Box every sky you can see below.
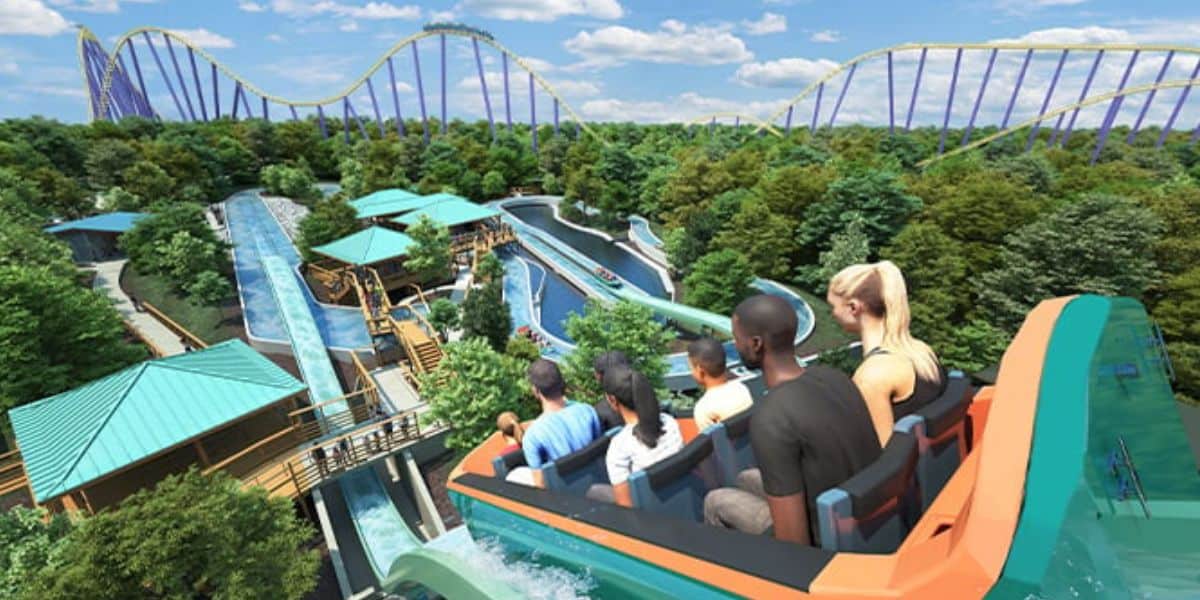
[2,0,1200,129]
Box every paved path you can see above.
[92,260,187,356]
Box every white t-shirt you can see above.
[693,379,754,431]
[606,413,684,485]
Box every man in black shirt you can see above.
[704,294,881,546]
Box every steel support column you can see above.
[1026,49,1069,152]
[212,63,220,118]
[262,97,269,121]
[366,78,385,138]
[127,43,152,118]
[811,82,824,132]
[1061,50,1106,147]
[472,38,495,139]
[387,57,406,137]
[938,48,963,154]
[412,42,429,143]
[829,62,857,127]
[186,47,207,121]
[887,50,895,134]
[163,35,196,121]
[1128,50,1175,144]
[553,98,559,135]
[784,105,794,134]
[529,72,537,153]
[905,48,927,131]
[289,104,299,121]
[1001,49,1034,130]
[143,32,186,120]
[440,34,447,135]
[1091,50,1141,164]
[317,105,328,138]
[346,97,370,141]
[503,52,512,131]
[1158,58,1200,148]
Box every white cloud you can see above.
[239,1,266,11]
[457,71,600,98]
[995,0,1087,16]
[1116,19,1200,44]
[267,0,420,20]
[270,55,356,85]
[522,57,556,73]
[734,57,839,88]
[0,59,17,74]
[339,20,359,32]
[579,92,779,123]
[0,0,71,35]
[168,28,236,49]
[991,25,1133,45]
[743,12,786,36]
[428,9,455,21]
[47,0,156,13]
[22,83,87,98]
[457,0,622,22]
[392,81,413,93]
[564,21,753,68]
[266,33,285,42]
[810,29,841,43]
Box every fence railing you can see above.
[141,301,208,350]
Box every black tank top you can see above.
[862,347,947,420]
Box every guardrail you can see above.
[0,448,29,500]
[141,301,209,350]
[121,319,166,357]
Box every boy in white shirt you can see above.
[689,337,754,431]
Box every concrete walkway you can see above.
[92,260,187,356]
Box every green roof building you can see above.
[8,340,307,511]
[391,198,500,229]
[349,188,432,220]
[310,226,418,267]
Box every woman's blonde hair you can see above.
[496,411,524,445]
[829,261,941,382]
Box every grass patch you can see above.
[784,284,855,357]
[121,268,242,345]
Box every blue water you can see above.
[225,191,369,348]
[339,467,420,578]
[628,215,662,249]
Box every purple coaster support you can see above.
[938,48,963,154]
[829,62,857,127]
[553,98,560,135]
[241,84,253,118]
[887,50,895,134]
[962,48,997,147]
[387,57,406,137]
[1001,49,1034,130]
[905,48,927,131]
[412,42,430,143]
[232,82,242,119]
[735,116,740,128]
[127,43,153,118]
[1158,57,1200,148]
[503,53,512,131]
[116,53,147,117]
[1027,49,1069,152]
[1061,50,1106,147]
[86,43,120,118]
[143,32,186,120]
[262,97,269,122]
[811,82,824,132]
[709,116,716,135]
[343,97,351,143]
[211,63,220,118]
[366,77,385,137]
[472,38,495,139]
[289,105,299,121]
[163,35,196,121]
[347,97,370,141]
[784,105,794,134]
[1190,122,1200,147]
[1091,50,1141,164]
[1128,50,1175,144]
[82,45,105,120]
[440,34,447,135]
[529,72,538,153]
[574,120,580,138]
[186,48,207,121]
[317,105,328,138]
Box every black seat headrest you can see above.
[499,448,526,471]
[919,376,974,439]
[723,407,754,439]
[837,432,919,520]
[553,434,612,475]
[645,435,714,489]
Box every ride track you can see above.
[79,26,1200,165]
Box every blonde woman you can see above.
[496,411,526,455]
[827,261,946,446]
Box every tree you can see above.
[1152,267,1200,341]
[403,215,453,285]
[881,222,971,347]
[84,138,138,190]
[419,337,535,451]
[977,195,1163,332]
[261,164,320,204]
[121,203,227,284]
[939,319,1011,374]
[683,249,755,316]
[713,197,797,280]
[213,136,259,185]
[475,252,506,283]
[186,270,234,307]
[121,161,177,204]
[156,231,223,292]
[658,150,736,225]
[756,164,835,223]
[427,298,460,339]
[795,214,871,294]
[0,507,75,600]
[28,167,88,220]
[297,195,360,262]
[30,469,319,600]
[98,186,144,212]
[562,300,674,402]
[0,265,146,415]
[798,169,922,254]
[0,213,76,280]
[505,335,542,365]
[481,170,507,198]
[460,279,512,352]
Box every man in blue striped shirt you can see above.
[522,359,601,469]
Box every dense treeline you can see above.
[2,114,1199,420]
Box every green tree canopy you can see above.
[683,249,755,316]
[419,337,535,451]
[0,507,75,600]
[714,197,797,280]
[186,270,234,307]
[121,160,176,204]
[796,214,871,294]
[562,300,673,403]
[427,298,460,339]
[297,195,361,262]
[460,278,512,352]
[403,214,453,285]
[798,169,922,254]
[29,469,319,600]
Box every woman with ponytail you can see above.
[600,364,684,487]
[828,261,946,446]
[495,411,525,454]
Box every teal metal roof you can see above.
[9,339,306,502]
[391,198,500,228]
[349,189,430,219]
[44,212,148,234]
[310,225,416,266]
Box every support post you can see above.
[347,97,371,141]
[403,449,447,539]
[1026,49,1069,151]
[829,62,856,128]
[143,31,187,120]
[1091,50,1141,164]
[1061,50,1106,147]
[127,42,152,118]
[211,62,219,118]
[193,440,211,467]
[164,35,196,121]
[241,83,254,118]
[887,50,895,135]
[905,47,928,131]
[366,77,385,138]
[939,48,963,154]
[343,97,351,143]
[503,52,512,131]
[387,57,406,137]
[472,37,495,140]
[811,82,824,132]
[117,53,149,117]
[232,82,242,119]
[1128,50,1175,144]
[784,104,794,134]
[440,34,447,135]
[553,98,559,135]
[317,105,328,138]
[529,72,538,153]
[1001,49,1034,130]
[262,97,269,121]
[187,47,207,121]
[1158,57,1200,148]
[412,42,430,143]
[290,104,299,121]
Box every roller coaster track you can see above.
[684,112,783,137]
[82,25,603,143]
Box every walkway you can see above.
[92,260,187,356]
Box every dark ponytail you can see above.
[603,365,664,448]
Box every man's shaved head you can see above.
[729,291,796,364]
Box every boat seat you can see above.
[708,407,756,487]
[540,431,617,496]
[894,370,975,511]
[491,447,527,480]
[628,434,721,522]
[815,431,920,553]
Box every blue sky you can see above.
[2,0,1199,127]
